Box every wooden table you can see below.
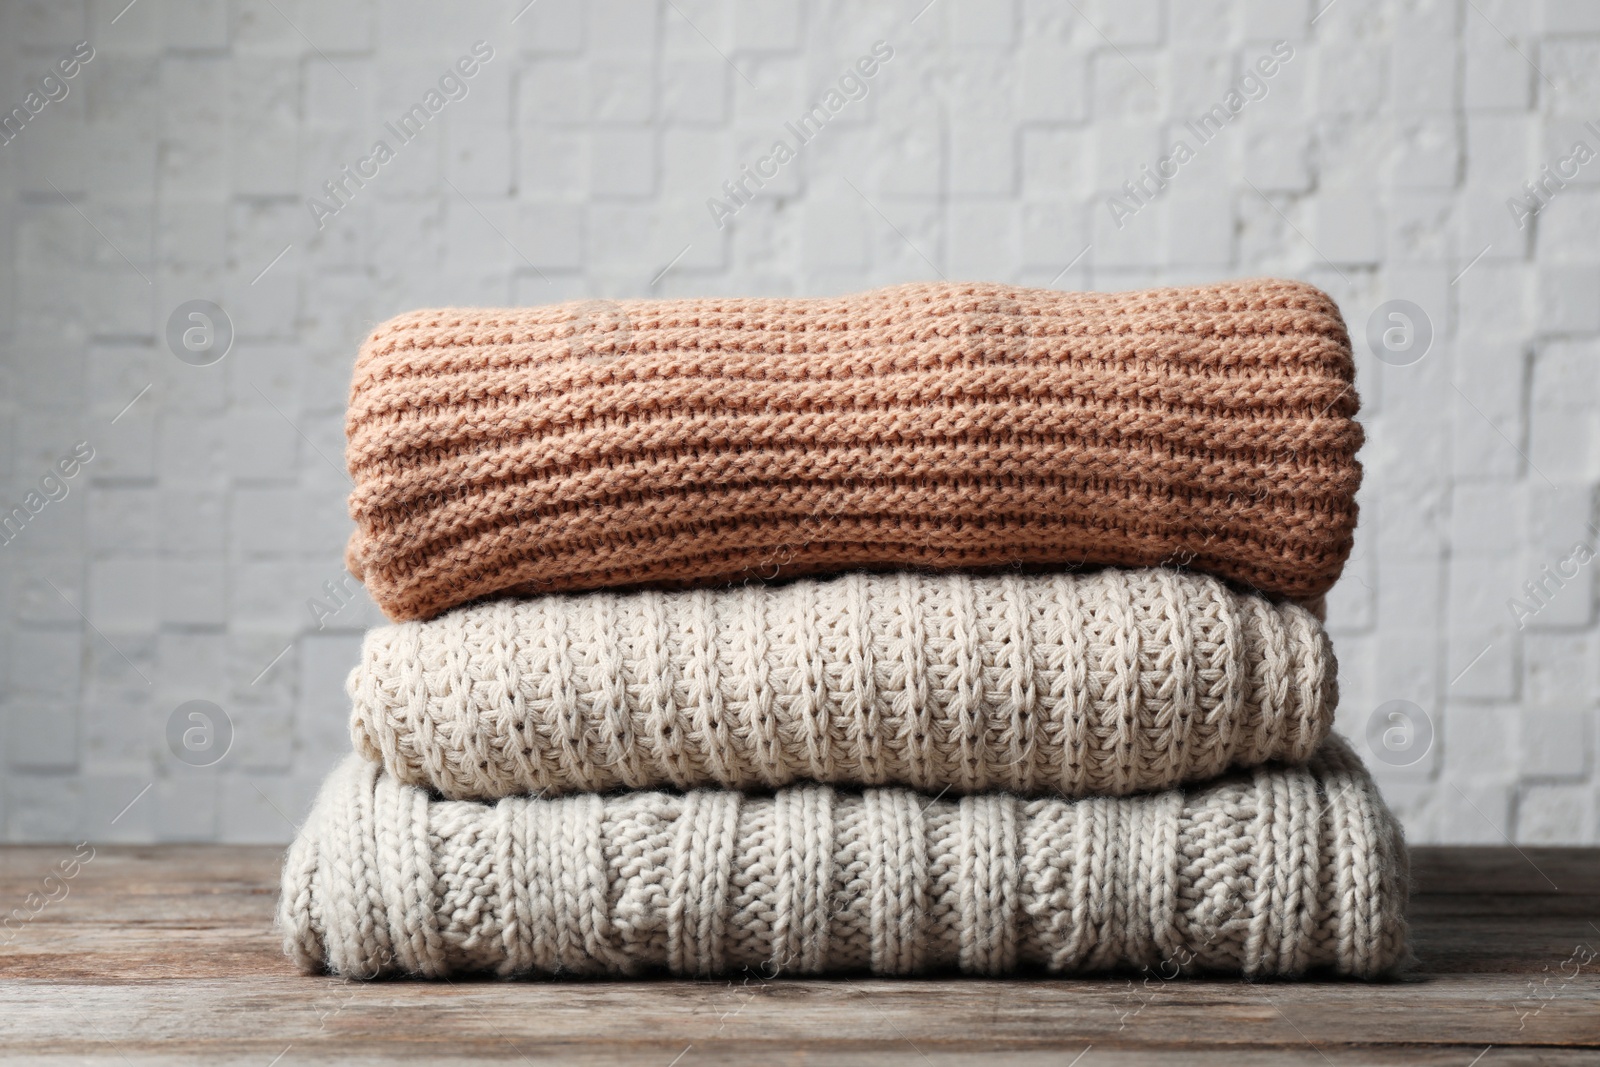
[2,845,1596,1064]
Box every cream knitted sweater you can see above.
[349,569,1335,801]
[279,736,1409,979]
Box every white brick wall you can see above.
[2,0,1597,843]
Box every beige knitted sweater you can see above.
[350,569,1335,801]
[345,278,1362,620]
[279,736,1409,979]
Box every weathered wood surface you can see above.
[1,845,1596,1064]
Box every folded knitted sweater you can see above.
[351,568,1335,801]
[345,278,1362,621]
[279,736,1408,980]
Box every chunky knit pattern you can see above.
[345,278,1362,621]
[279,736,1409,980]
[350,569,1336,801]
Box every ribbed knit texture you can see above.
[344,278,1362,621]
[279,736,1409,980]
[350,569,1336,801]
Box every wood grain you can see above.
[1,845,1596,1064]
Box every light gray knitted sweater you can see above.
[279,736,1409,980]
[349,569,1335,801]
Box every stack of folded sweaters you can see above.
[279,278,1411,980]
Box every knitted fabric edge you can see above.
[277,735,1410,980]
